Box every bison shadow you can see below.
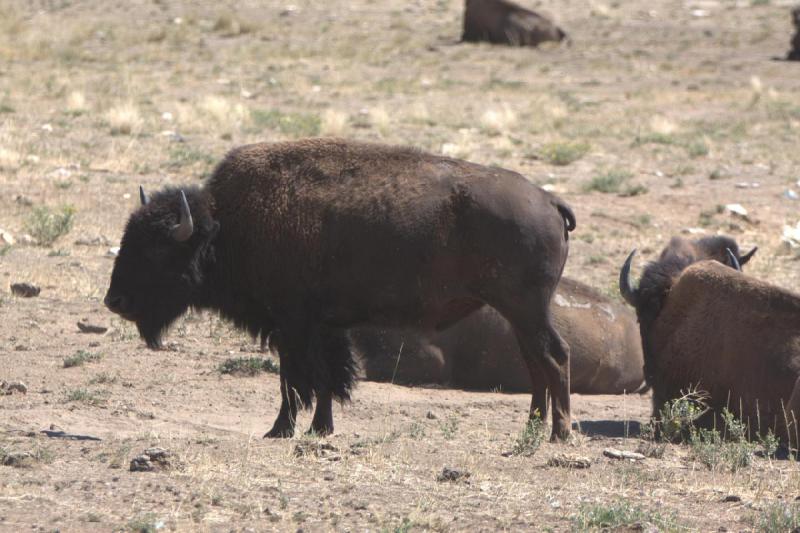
[573,419,642,438]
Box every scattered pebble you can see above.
[293,441,339,459]
[781,222,800,253]
[74,236,112,247]
[724,203,747,217]
[603,448,646,461]
[77,320,108,334]
[0,380,28,395]
[107,247,120,257]
[0,229,14,245]
[437,467,470,483]
[547,454,591,469]
[734,182,760,189]
[130,447,175,472]
[10,282,40,297]
[1,451,34,468]
[426,411,438,420]
[784,189,799,200]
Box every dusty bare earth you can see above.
[2,0,800,531]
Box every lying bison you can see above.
[462,0,567,47]
[788,6,800,61]
[619,236,800,441]
[105,139,576,440]
[354,277,645,395]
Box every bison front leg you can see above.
[264,367,300,438]
[264,335,307,439]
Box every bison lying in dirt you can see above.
[353,277,645,395]
[788,6,800,61]
[105,139,576,440]
[461,0,567,47]
[620,236,800,442]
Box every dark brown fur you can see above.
[644,262,800,442]
[616,236,800,442]
[461,0,567,47]
[105,138,576,440]
[354,278,644,395]
[788,6,800,61]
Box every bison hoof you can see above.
[307,425,334,437]
[263,426,295,439]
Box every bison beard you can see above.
[104,139,576,440]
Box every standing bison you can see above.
[462,0,567,47]
[354,277,645,395]
[619,236,800,442]
[105,139,576,440]
[788,6,800,61]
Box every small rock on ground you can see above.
[130,447,175,472]
[10,283,40,297]
[547,454,591,469]
[603,448,646,461]
[0,380,28,395]
[2,451,35,468]
[293,441,339,459]
[77,320,108,334]
[437,467,471,483]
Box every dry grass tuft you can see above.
[106,102,143,135]
[320,109,350,137]
[480,104,517,133]
[66,91,89,114]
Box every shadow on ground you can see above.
[574,420,641,438]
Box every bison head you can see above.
[619,235,757,309]
[104,186,219,349]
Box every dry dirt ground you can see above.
[2,0,800,531]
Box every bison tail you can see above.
[555,200,576,233]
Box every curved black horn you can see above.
[139,185,149,206]
[170,190,194,242]
[726,248,741,271]
[739,246,757,266]
[619,249,638,307]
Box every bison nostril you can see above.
[104,293,127,313]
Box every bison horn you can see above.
[739,246,757,266]
[139,185,149,206]
[726,248,741,271]
[619,249,638,307]
[170,190,194,242]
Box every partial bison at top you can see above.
[105,139,577,440]
[462,0,567,47]
[788,6,800,61]
[620,235,800,444]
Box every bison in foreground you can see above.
[619,236,800,442]
[462,0,567,47]
[105,139,576,440]
[354,277,645,395]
